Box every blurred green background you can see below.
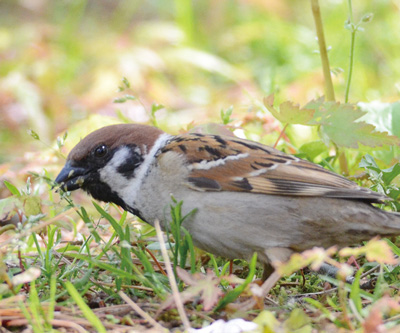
[0,0,399,164]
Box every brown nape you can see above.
[67,124,165,161]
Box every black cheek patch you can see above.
[89,184,124,206]
[83,174,126,208]
[85,182,147,221]
[117,152,144,179]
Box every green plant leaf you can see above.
[339,239,397,265]
[0,197,20,217]
[359,154,400,202]
[220,105,234,125]
[276,247,337,276]
[264,95,315,125]
[380,163,400,186]
[283,308,311,332]
[253,310,280,333]
[298,140,328,161]
[21,195,42,216]
[3,181,21,196]
[359,101,400,138]
[305,99,400,148]
[27,129,40,140]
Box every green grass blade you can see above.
[47,275,57,323]
[350,268,363,314]
[182,227,196,273]
[29,281,46,332]
[65,281,106,333]
[214,252,257,312]
[92,201,124,237]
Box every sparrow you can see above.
[55,123,400,285]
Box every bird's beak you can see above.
[55,161,88,191]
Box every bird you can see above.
[55,123,400,291]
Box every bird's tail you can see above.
[381,210,400,235]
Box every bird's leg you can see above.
[247,248,290,308]
[242,270,282,311]
[260,270,282,297]
[262,263,275,281]
[251,263,275,288]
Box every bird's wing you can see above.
[160,133,387,203]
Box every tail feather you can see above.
[380,210,400,235]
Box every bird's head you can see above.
[55,124,168,210]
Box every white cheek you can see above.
[99,147,131,191]
[99,133,172,208]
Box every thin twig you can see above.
[264,296,280,306]
[118,291,167,332]
[145,248,167,276]
[96,281,153,292]
[4,319,88,333]
[292,287,338,298]
[53,313,134,331]
[51,319,88,333]
[273,124,289,149]
[54,312,137,331]
[360,264,380,279]
[154,219,191,331]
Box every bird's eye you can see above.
[94,145,108,158]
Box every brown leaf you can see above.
[159,268,223,312]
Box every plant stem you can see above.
[311,0,350,174]
[344,0,356,103]
[347,0,354,21]
[311,0,335,101]
[339,151,349,176]
[344,30,356,103]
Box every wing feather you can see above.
[159,133,388,203]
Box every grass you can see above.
[1,0,400,331]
